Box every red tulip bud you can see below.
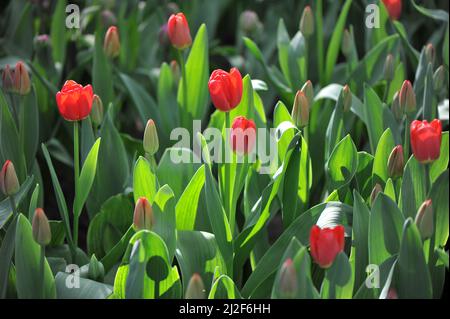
[309,225,345,269]
[167,13,192,50]
[387,145,404,179]
[32,208,51,246]
[133,197,154,231]
[391,91,403,121]
[433,65,446,92]
[185,273,205,299]
[382,0,402,20]
[410,119,442,164]
[104,26,120,58]
[230,116,257,155]
[424,43,435,67]
[208,68,243,112]
[13,61,31,95]
[0,160,20,196]
[278,258,298,298]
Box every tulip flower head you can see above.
[0,160,20,196]
[56,80,94,121]
[299,6,314,38]
[291,90,309,128]
[382,0,402,20]
[13,61,31,95]
[309,225,345,269]
[103,26,120,58]
[185,273,205,299]
[133,197,154,231]
[399,80,416,114]
[410,119,442,164]
[32,208,51,246]
[167,13,192,50]
[230,116,257,155]
[208,68,243,112]
[415,199,434,240]
[387,145,404,179]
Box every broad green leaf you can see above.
[55,272,113,299]
[411,0,449,21]
[273,101,294,161]
[327,135,358,190]
[19,86,39,172]
[0,214,18,298]
[400,156,426,219]
[209,274,241,299]
[422,63,435,120]
[133,156,158,204]
[372,128,396,186]
[28,183,40,221]
[50,0,67,64]
[93,30,113,106]
[152,185,176,262]
[429,170,449,250]
[430,132,448,183]
[321,252,353,299]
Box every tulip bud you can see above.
[13,61,31,95]
[239,10,262,35]
[103,26,120,59]
[424,43,435,67]
[185,273,205,299]
[170,60,180,82]
[383,54,395,82]
[370,183,383,207]
[291,90,309,128]
[143,119,159,156]
[278,258,298,298]
[399,80,416,114]
[2,64,14,92]
[415,199,434,239]
[387,145,404,179]
[100,10,117,28]
[167,13,192,50]
[433,65,446,92]
[301,80,314,107]
[91,94,104,127]
[133,197,154,231]
[341,29,352,58]
[0,160,20,196]
[34,34,53,69]
[387,287,398,299]
[88,254,105,281]
[32,208,51,246]
[391,91,403,121]
[342,85,352,112]
[299,6,314,38]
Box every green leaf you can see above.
[396,218,432,298]
[372,128,396,185]
[327,135,358,190]
[15,214,56,298]
[55,272,113,299]
[429,170,449,250]
[157,62,179,142]
[411,0,449,21]
[321,252,353,299]
[400,156,426,219]
[0,214,18,298]
[430,132,448,183]
[93,30,113,106]
[422,63,435,121]
[209,274,241,299]
[50,0,67,64]
[133,156,158,204]
[73,138,101,219]
[369,193,404,265]
[28,183,40,221]
[152,185,176,262]
[19,86,39,172]
[273,101,295,161]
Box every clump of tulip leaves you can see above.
[0,0,449,299]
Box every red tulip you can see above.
[230,116,256,155]
[167,13,192,50]
[0,160,20,196]
[410,119,442,163]
[382,0,402,20]
[309,225,345,269]
[56,80,94,121]
[208,68,243,112]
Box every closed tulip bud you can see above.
[382,0,402,20]
[424,43,435,67]
[291,90,309,128]
[143,119,159,156]
[0,160,20,196]
[341,29,352,58]
[88,254,105,281]
[370,183,383,207]
[387,145,404,179]
[170,60,180,82]
[167,13,192,50]
[310,225,345,268]
[32,208,51,246]
[387,287,398,299]
[433,65,446,92]
[185,273,205,299]
[278,258,298,298]
[342,85,352,112]
[383,54,395,82]
[240,10,261,35]
[299,6,314,38]
[103,26,120,58]
[2,64,14,92]
[410,120,442,163]
[133,197,154,231]
[13,61,31,95]
[391,91,403,121]
[399,80,416,114]
[415,199,434,239]
[91,94,104,127]
[301,80,314,107]
[230,116,257,155]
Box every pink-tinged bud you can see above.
[301,80,314,107]
[13,61,31,95]
[383,54,395,82]
[387,145,404,179]
[433,65,446,92]
[32,208,51,246]
[399,80,416,114]
[170,60,180,82]
[291,90,309,128]
[370,183,383,207]
[133,197,154,231]
[0,160,20,196]
[230,116,257,155]
[299,6,314,38]
[91,95,104,127]
[424,43,435,67]
[391,91,403,121]
[415,199,434,239]
[167,13,192,50]
[143,119,159,156]
[342,85,352,112]
[2,64,14,92]
[103,26,120,58]
[185,273,205,299]
[387,287,398,299]
[278,258,298,298]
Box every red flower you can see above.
[56,80,94,121]
[230,116,256,155]
[410,119,442,163]
[310,225,345,269]
[382,0,402,20]
[167,13,192,50]
[208,68,243,112]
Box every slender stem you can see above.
[304,39,309,82]
[178,50,188,125]
[9,195,18,218]
[39,245,46,298]
[224,112,233,235]
[403,116,411,162]
[424,163,430,197]
[73,121,80,246]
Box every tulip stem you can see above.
[39,245,46,298]
[9,195,18,218]
[73,121,80,246]
[424,163,430,197]
[224,111,233,235]
[178,50,188,125]
[403,116,411,162]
